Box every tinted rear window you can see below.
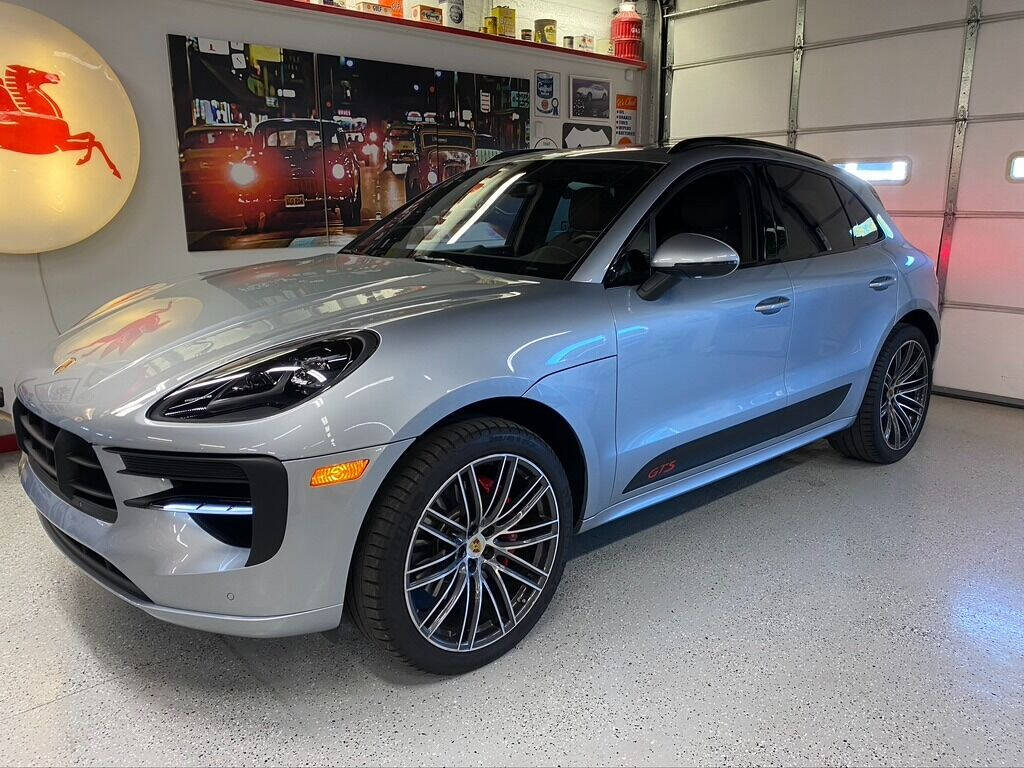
[834,181,881,247]
[767,164,854,259]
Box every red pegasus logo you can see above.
[0,63,121,178]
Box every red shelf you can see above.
[253,0,647,69]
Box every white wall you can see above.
[666,0,1024,403]
[0,0,646,428]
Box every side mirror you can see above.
[638,233,740,301]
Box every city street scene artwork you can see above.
[168,35,529,251]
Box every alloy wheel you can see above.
[404,454,561,653]
[880,339,929,451]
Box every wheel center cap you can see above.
[467,535,486,558]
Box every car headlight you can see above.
[331,162,346,179]
[229,163,257,186]
[427,170,438,185]
[150,331,378,422]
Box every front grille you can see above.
[13,401,117,523]
[115,450,288,567]
[38,515,150,603]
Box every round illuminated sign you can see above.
[0,2,139,254]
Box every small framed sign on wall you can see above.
[569,75,611,121]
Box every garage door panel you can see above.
[799,29,964,128]
[969,18,1024,116]
[796,125,953,211]
[943,218,1024,307]
[669,55,791,137]
[935,308,1024,399]
[672,0,796,65]
[804,0,968,43]
[891,216,943,258]
[983,0,1024,17]
[957,120,1024,212]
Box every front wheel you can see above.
[348,418,572,674]
[828,323,932,463]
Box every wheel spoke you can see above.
[481,456,516,528]
[484,561,518,624]
[407,555,462,591]
[895,380,927,396]
[418,567,461,630]
[408,548,457,575]
[481,568,507,633]
[491,559,544,592]
[418,521,461,548]
[895,393,924,416]
[467,569,484,650]
[492,476,550,535]
[424,564,469,638]
[424,506,467,535]
[496,530,559,549]
[456,462,488,531]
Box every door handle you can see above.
[869,275,896,291]
[754,296,791,315]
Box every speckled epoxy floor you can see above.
[0,395,1022,766]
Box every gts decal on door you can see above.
[623,384,852,493]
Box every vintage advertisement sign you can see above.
[0,2,140,254]
[533,70,560,118]
[562,122,612,148]
[614,94,638,145]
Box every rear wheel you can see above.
[349,418,571,674]
[828,323,932,463]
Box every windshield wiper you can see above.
[413,254,459,265]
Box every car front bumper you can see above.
[20,437,413,638]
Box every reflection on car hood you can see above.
[16,252,553,419]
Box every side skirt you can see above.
[578,417,853,534]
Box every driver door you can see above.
[606,163,795,500]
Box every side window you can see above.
[767,164,854,260]
[833,181,881,247]
[655,168,757,266]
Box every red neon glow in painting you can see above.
[0,63,121,178]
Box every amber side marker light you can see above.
[310,459,370,487]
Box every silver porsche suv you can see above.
[14,138,939,674]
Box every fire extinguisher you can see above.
[612,1,643,61]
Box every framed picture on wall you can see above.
[569,75,611,121]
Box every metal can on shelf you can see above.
[563,35,575,48]
[484,15,498,34]
[521,28,532,40]
[534,18,557,45]
[493,5,516,37]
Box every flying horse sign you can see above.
[0,3,139,253]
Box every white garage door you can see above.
[665,0,1024,403]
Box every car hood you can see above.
[15,252,614,442]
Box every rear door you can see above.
[765,163,898,411]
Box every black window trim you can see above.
[602,158,775,287]
[761,159,884,264]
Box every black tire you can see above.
[348,417,573,674]
[828,323,933,463]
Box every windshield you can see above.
[342,159,660,279]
